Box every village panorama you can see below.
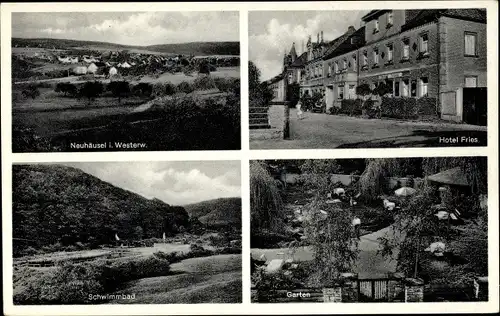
[250,157,488,303]
[11,12,240,152]
[12,161,242,304]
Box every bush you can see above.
[339,99,363,116]
[79,81,104,102]
[193,75,217,90]
[380,97,418,119]
[107,81,130,103]
[55,82,77,97]
[362,99,380,118]
[177,81,194,94]
[416,97,438,116]
[328,106,341,115]
[21,85,40,99]
[133,82,152,97]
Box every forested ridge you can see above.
[12,164,190,255]
[183,197,241,228]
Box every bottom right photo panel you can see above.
[250,157,488,303]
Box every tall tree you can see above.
[250,161,285,233]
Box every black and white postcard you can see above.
[1,1,498,316]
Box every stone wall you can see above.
[404,278,425,302]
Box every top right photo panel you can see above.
[249,9,488,149]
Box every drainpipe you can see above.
[436,16,441,115]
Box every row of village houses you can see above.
[16,49,240,68]
[266,9,487,123]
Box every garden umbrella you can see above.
[394,186,417,197]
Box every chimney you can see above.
[348,25,356,34]
[317,32,320,44]
[302,40,305,54]
[321,31,324,43]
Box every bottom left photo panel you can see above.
[11,161,242,304]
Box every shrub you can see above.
[55,82,77,97]
[193,75,217,90]
[328,106,341,115]
[133,82,152,97]
[339,99,363,116]
[79,81,104,103]
[21,85,40,99]
[416,97,438,116]
[380,97,418,119]
[107,81,130,103]
[177,81,194,94]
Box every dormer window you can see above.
[342,59,347,71]
[374,20,379,33]
[387,11,393,28]
[327,63,332,77]
[334,61,339,73]
[352,54,357,71]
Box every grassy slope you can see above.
[109,254,242,303]
[12,38,240,56]
[183,197,241,227]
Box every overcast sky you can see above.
[249,10,369,81]
[12,11,239,46]
[59,161,240,205]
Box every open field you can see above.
[109,254,242,304]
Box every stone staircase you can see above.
[249,106,270,129]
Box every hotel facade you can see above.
[270,9,486,124]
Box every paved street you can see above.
[250,109,487,149]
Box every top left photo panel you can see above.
[10,11,241,152]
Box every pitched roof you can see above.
[288,52,307,68]
[321,27,358,60]
[402,9,486,31]
[323,27,366,60]
[427,167,469,186]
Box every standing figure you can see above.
[296,100,303,120]
[352,216,361,239]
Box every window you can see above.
[348,85,356,99]
[411,80,417,97]
[419,77,428,97]
[394,80,400,97]
[343,59,347,71]
[402,79,410,96]
[419,33,429,54]
[373,48,379,65]
[387,43,394,62]
[288,73,293,84]
[352,55,357,70]
[465,76,477,87]
[402,38,410,60]
[338,85,344,100]
[387,11,394,27]
[374,20,379,33]
[464,32,477,56]
[363,51,368,66]
[334,61,339,73]
[328,64,332,77]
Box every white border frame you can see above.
[2,1,498,315]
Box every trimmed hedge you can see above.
[380,97,438,119]
[339,99,363,116]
